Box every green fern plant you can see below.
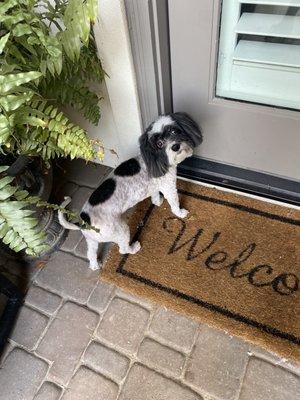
[0,165,48,256]
[0,0,105,257]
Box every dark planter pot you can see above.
[0,155,66,263]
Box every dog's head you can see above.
[139,112,202,178]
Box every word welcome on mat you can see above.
[102,180,300,361]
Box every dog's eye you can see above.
[167,127,176,135]
[171,143,180,152]
[166,127,176,135]
[156,139,164,149]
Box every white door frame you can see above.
[124,0,172,129]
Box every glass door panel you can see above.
[216,0,300,110]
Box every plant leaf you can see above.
[0,166,9,173]
[0,0,18,14]
[0,33,10,54]
[0,91,34,112]
[0,71,42,95]
[12,23,32,37]
[0,114,11,144]
[0,176,15,189]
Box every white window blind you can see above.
[216,0,300,110]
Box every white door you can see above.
[169,0,300,181]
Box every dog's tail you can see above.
[58,196,80,231]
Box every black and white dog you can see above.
[58,112,202,270]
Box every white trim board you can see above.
[92,0,143,167]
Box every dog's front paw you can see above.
[129,241,141,254]
[174,208,189,219]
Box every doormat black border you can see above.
[115,189,300,346]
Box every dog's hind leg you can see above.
[86,237,101,270]
[114,220,141,255]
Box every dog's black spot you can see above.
[89,178,116,206]
[80,211,91,225]
[114,158,141,177]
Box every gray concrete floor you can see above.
[0,159,299,400]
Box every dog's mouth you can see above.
[175,147,193,164]
[186,148,193,157]
[182,145,193,158]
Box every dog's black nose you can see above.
[171,143,180,152]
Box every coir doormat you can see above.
[101,180,300,361]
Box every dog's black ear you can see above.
[171,112,202,147]
[139,132,169,178]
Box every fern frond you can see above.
[12,100,95,161]
[0,1,62,76]
[25,196,100,233]
[40,77,101,125]
[0,114,12,145]
[0,71,42,95]
[0,0,19,14]
[59,0,98,61]
[0,33,10,54]
[39,33,104,125]
[0,167,48,255]
[0,91,34,112]
[77,87,101,125]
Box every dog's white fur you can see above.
[58,113,202,270]
[150,115,174,135]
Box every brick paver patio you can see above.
[0,159,299,400]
